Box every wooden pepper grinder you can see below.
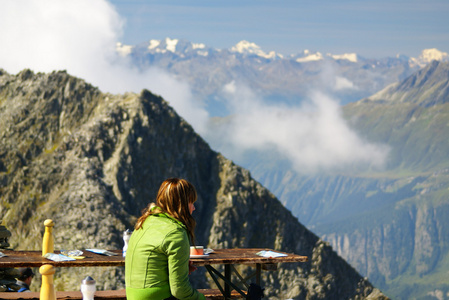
[42,219,54,256]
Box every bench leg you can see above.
[40,264,56,300]
[225,265,231,298]
[205,265,247,299]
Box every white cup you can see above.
[190,246,204,255]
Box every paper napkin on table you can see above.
[44,253,76,261]
[256,250,287,258]
[86,249,118,256]
[204,248,214,255]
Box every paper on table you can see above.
[86,249,118,256]
[256,250,287,258]
[44,253,76,262]
[60,249,83,257]
[0,251,6,258]
[204,248,214,255]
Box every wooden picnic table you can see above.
[0,248,307,268]
[0,248,307,299]
[190,248,308,265]
[0,249,124,268]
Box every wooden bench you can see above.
[0,288,244,299]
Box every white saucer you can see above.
[190,254,210,258]
[204,248,214,254]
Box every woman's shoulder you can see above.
[146,213,187,232]
[147,215,189,247]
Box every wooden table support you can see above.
[256,264,261,286]
[204,261,272,299]
[225,264,231,298]
[205,265,247,299]
[229,265,249,290]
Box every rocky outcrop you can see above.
[323,199,449,287]
[0,224,11,249]
[0,69,386,299]
[0,223,18,292]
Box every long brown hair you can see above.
[135,178,197,243]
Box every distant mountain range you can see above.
[118,38,449,299]
[117,38,448,68]
[117,38,448,108]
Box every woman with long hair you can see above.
[125,178,206,300]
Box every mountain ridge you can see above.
[118,38,447,108]
[368,60,449,106]
[117,38,448,67]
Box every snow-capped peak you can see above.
[148,39,161,50]
[293,50,357,63]
[192,42,206,50]
[164,38,179,53]
[231,40,259,53]
[329,53,358,63]
[420,48,448,62]
[145,38,179,53]
[230,40,280,59]
[295,50,323,62]
[409,48,449,67]
[116,42,134,57]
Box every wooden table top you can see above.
[189,248,308,266]
[0,250,124,268]
[0,248,307,268]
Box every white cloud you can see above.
[318,61,358,92]
[334,76,356,90]
[0,0,122,77]
[0,0,209,133]
[0,0,387,174]
[205,81,389,173]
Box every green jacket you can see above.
[125,212,205,300]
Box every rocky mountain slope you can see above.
[250,61,449,299]
[0,69,386,299]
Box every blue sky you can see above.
[0,0,404,172]
[109,0,449,58]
